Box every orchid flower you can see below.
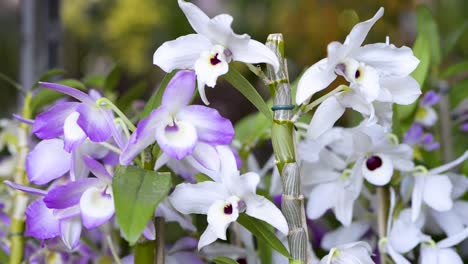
[33,84,123,152]
[169,145,288,249]
[319,241,374,264]
[415,91,440,127]
[120,70,234,168]
[320,221,372,251]
[153,0,279,104]
[403,123,440,152]
[411,151,468,222]
[419,227,468,264]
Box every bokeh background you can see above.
[0,0,466,124]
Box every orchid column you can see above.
[266,34,310,264]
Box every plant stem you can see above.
[377,187,389,264]
[96,98,136,131]
[9,92,32,264]
[437,81,454,163]
[155,217,165,264]
[135,239,156,264]
[266,34,310,264]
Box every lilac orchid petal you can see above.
[25,199,60,239]
[82,156,113,182]
[76,103,112,142]
[79,186,114,229]
[39,82,94,105]
[161,70,197,111]
[44,178,100,209]
[3,181,47,196]
[60,216,82,251]
[169,237,198,254]
[421,91,440,107]
[32,102,79,139]
[155,120,198,160]
[142,220,156,240]
[120,106,169,165]
[70,148,90,181]
[26,139,71,185]
[178,105,234,145]
[63,112,87,152]
[12,113,34,125]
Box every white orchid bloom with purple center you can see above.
[33,84,123,152]
[411,151,468,222]
[120,70,234,168]
[296,7,419,105]
[319,241,374,264]
[415,91,440,127]
[153,0,279,104]
[169,146,288,249]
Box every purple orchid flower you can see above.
[32,85,123,152]
[403,123,440,151]
[120,70,234,165]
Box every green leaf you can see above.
[116,81,147,113]
[223,68,272,120]
[443,22,467,57]
[0,248,8,264]
[82,75,106,89]
[411,34,431,88]
[237,213,291,258]
[140,70,178,119]
[450,79,468,107]
[112,166,172,244]
[195,173,213,183]
[235,110,271,145]
[104,65,121,92]
[212,257,239,264]
[33,68,66,88]
[416,6,441,66]
[440,61,468,79]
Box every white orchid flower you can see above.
[320,241,375,264]
[411,151,468,222]
[419,227,468,264]
[169,145,288,249]
[321,221,372,251]
[153,0,279,104]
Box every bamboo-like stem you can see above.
[9,92,32,264]
[155,217,165,264]
[437,81,454,163]
[377,187,389,264]
[266,34,310,264]
[135,239,156,264]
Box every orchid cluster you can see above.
[0,1,467,264]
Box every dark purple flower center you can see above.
[366,156,382,171]
[355,69,361,79]
[237,258,247,264]
[224,204,233,215]
[210,53,221,65]
[165,123,178,133]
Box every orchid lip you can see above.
[210,53,221,65]
[223,204,233,215]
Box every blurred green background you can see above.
[0,0,466,122]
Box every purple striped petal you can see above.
[76,104,112,142]
[26,139,71,185]
[178,105,234,145]
[162,70,196,112]
[120,106,168,165]
[82,155,112,182]
[39,82,94,105]
[44,178,100,209]
[32,102,79,139]
[25,199,60,239]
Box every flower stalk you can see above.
[266,34,310,264]
[9,92,32,264]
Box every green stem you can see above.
[155,217,165,264]
[9,92,32,264]
[135,240,156,264]
[106,235,122,264]
[96,98,136,131]
[377,187,389,264]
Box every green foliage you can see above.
[416,6,441,67]
[443,22,467,57]
[224,68,272,120]
[104,65,122,93]
[212,257,239,264]
[195,173,213,183]
[112,166,172,244]
[116,80,147,113]
[440,61,468,79]
[31,79,87,114]
[237,213,291,259]
[33,68,66,89]
[411,34,431,88]
[140,70,178,119]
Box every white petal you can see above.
[380,76,421,105]
[155,119,198,160]
[296,58,336,104]
[153,34,212,72]
[79,185,115,229]
[178,0,210,36]
[216,145,239,182]
[198,225,219,250]
[386,244,411,264]
[169,182,228,215]
[449,173,468,199]
[416,106,438,127]
[419,246,438,264]
[430,209,465,236]
[412,176,425,222]
[344,7,384,49]
[353,64,380,102]
[437,248,463,264]
[389,209,430,253]
[423,175,453,212]
[63,112,86,152]
[353,44,420,77]
[361,153,393,186]
[244,194,288,235]
[321,221,370,250]
[206,197,239,239]
[230,39,279,72]
[194,45,229,86]
[437,227,468,248]
[334,185,358,226]
[428,151,468,175]
[59,216,82,251]
[307,96,346,139]
[306,182,337,219]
